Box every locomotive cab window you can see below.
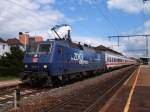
[27,44,38,54]
[38,43,52,54]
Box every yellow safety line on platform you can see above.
[100,68,137,112]
[123,66,141,112]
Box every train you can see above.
[21,24,137,86]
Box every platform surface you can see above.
[100,65,150,112]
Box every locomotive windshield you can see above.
[27,44,38,54]
[26,43,52,54]
[38,43,51,54]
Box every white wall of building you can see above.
[0,42,10,57]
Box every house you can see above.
[0,38,10,57]
[19,32,43,51]
[7,38,25,51]
[19,32,43,45]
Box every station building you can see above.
[140,57,150,65]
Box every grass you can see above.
[0,75,18,81]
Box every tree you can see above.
[0,46,24,76]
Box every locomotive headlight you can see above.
[24,65,28,68]
[43,65,48,69]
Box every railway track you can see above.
[44,65,138,112]
[1,65,137,112]
[0,86,17,96]
[0,84,52,106]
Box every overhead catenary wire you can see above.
[7,0,35,12]
[4,0,57,39]
[6,0,43,22]
[93,0,120,36]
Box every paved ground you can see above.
[0,79,21,88]
[100,65,150,112]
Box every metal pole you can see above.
[14,87,21,109]
[145,36,148,57]
[118,36,120,47]
[14,90,17,109]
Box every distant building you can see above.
[140,57,150,65]
[19,32,29,45]
[28,36,43,44]
[0,38,10,57]
[7,38,25,51]
[19,32,43,45]
[7,38,21,46]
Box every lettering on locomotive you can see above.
[71,52,89,64]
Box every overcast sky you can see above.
[0,0,150,57]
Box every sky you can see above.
[0,0,150,57]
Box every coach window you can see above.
[108,57,110,62]
[107,57,109,62]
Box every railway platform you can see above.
[100,65,150,112]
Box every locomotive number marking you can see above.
[71,52,88,64]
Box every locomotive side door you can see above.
[57,46,65,74]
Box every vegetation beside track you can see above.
[0,46,24,79]
[0,75,18,81]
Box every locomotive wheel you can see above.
[51,76,61,85]
[44,76,53,87]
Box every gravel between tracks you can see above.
[6,65,136,112]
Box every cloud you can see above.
[0,0,64,39]
[72,35,150,58]
[35,0,55,5]
[71,36,113,47]
[144,20,150,28]
[122,37,150,57]
[48,25,71,39]
[107,0,150,14]
[117,18,150,57]
[144,19,150,34]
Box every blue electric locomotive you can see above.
[22,25,106,85]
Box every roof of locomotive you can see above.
[45,38,123,55]
[46,39,96,52]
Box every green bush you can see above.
[0,46,24,76]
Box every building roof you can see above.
[7,38,22,45]
[94,45,123,55]
[0,38,6,43]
